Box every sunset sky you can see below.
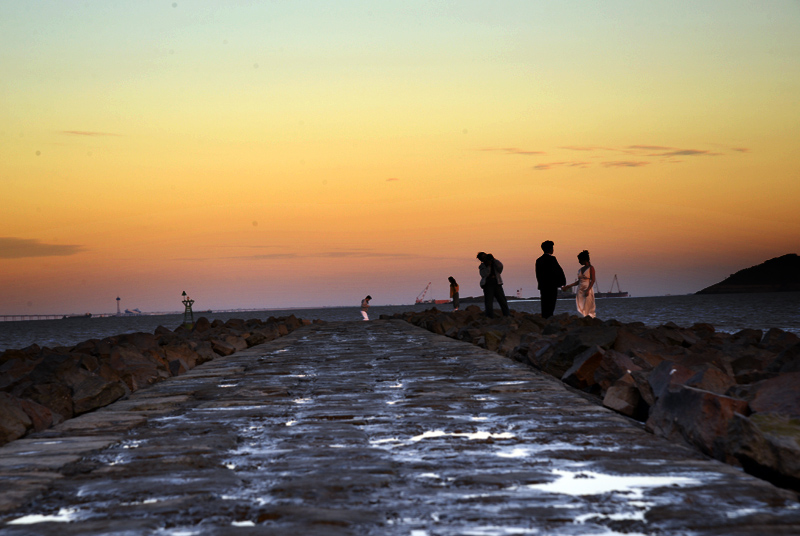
[2,1,799,315]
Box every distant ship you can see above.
[124,308,143,316]
[594,274,629,298]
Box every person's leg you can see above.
[496,284,510,316]
[453,293,459,311]
[361,310,369,321]
[541,287,557,318]
[483,286,494,318]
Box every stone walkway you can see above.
[1,320,799,535]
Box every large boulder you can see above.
[495,328,522,356]
[732,328,764,347]
[613,328,669,355]
[17,396,56,431]
[0,393,33,445]
[647,361,698,399]
[70,373,127,415]
[540,326,619,378]
[649,325,703,348]
[26,353,83,385]
[684,365,736,396]
[603,374,647,420]
[193,342,218,365]
[210,338,236,357]
[760,328,799,353]
[766,342,800,374]
[0,356,41,391]
[727,412,800,490]
[561,346,605,391]
[282,315,303,331]
[748,372,800,417]
[630,369,657,407]
[523,338,557,371]
[192,316,212,334]
[646,385,748,462]
[628,349,669,369]
[483,328,509,352]
[593,349,642,393]
[16,383,74,421]
[116,332,160,352]
[107,345,170,392]
[163,343,199,370]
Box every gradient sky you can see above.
[2,1,799,315]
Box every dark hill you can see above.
[696,253,800,294]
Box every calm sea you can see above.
[1,292,798,352]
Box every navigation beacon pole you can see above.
[181,291,194,329]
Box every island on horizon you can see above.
[696,253,800,294]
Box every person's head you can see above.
[477,252,487,262]
[365,295,372,301]
[541,240,554,254]
[448,276,456,285]
[577,250,590,265]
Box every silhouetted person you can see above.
[360,295,372,321]
[562,250,596,318]
[477,252,510,318]
[448,276,460,311]
[535,240,567,318]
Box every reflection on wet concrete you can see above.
[1,320,799,535]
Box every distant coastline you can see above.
[696,253,800,294]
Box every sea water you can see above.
[1,292,798,352]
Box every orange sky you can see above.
[2,2,799,314]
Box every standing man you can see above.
[360,295,372,321]
[477,252,510,318]
[535,240,567,319]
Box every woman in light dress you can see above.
[562,250,596,318]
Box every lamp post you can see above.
[181,291,194,329]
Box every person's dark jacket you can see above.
[535,254,566,290]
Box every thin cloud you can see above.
[732,147,750,153]
[0,237,85,259]
[627,145,675,151]
[656,149,721,157]
[533,161,590,171]
[60,130,120,137]
[386,177,400,181]
[318,250,417,259]
[559,146,614,152]
[233,249,420,261]
[482,147,546,156]
[234,253,300,260]
[533,162,567,171]
[601,161,650,168]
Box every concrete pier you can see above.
[1,320,799,535]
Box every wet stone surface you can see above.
[1,320,799,535]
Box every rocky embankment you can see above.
[0,315,314,446]
[382,306,800,490]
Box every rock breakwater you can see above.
[0,315,313,447]
[382,306,800,490]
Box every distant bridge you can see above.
[0,314,66,322]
